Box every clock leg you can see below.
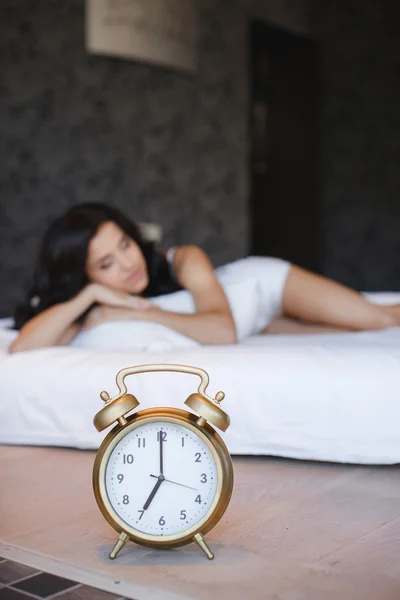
[193,532,214,560]
[109,532,130,560]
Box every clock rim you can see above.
[93,407,234,549]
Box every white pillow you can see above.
[70,320,200,351]
[70,277,262,351]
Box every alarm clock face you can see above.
[104,419,219,537]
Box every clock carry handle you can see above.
[115,364,222,404]
[94,364,230,432]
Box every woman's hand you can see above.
[86,283,153,311]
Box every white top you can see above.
[165,246,178,278]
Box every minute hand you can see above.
[159,430,164,475]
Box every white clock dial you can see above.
[105,420,218,536]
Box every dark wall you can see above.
[0,0,311,316]
[314,0,400,290]
[2,0,399,318]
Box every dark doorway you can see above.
[249,20,322,272]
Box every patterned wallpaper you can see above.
[2,0,399,318]
[0,0,311,316]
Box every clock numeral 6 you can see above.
[180,510,187,520]
[123,495,129,504]
[159,516,165,526]
[201,473,207,483]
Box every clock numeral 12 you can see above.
[157,431,167,442]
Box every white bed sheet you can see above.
[0,293,399,465]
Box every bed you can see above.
[1,292,399,465]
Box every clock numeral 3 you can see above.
[201,473,207,483]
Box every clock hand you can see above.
[143,430,165,511]
[150,473,198,491]
[159,430,164,476]
[143,475,165,510]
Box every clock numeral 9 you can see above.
[123,495,129,504]
[195,452,201,462]
[180,510,187,520]
[200,473,207,483]
[195,495,202,504]
[117,474,124,483]
[159,516,165,526]
[123,454,134,464]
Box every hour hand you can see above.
[143,475,164,510]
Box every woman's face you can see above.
[86,221,149,294]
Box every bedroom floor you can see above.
[0,558,123,599]
[0,446,399,600]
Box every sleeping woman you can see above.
[9,202,400,353]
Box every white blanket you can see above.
[0,291,399,465]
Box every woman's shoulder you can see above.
[162,246,218,295]
[163,246,214,279]
[161,245,208,265]
[161,246,179,271]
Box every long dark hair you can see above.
[13,203,182,329]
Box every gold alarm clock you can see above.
[92,364,233,560]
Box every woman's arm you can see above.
[139,246,237,345]
[8,287,95,353]
[9,285,153,353]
